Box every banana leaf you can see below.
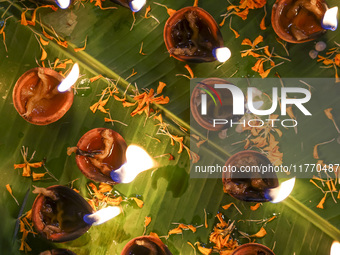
[0,0,339,254]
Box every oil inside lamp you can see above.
[110,145,155,183]
[265,177,296,203]
[58,63,80,92]
[83,206,122,226]
[331,241,340,255]
[212,47,232,63]
[55,0,71,9]
[322,7,338,31]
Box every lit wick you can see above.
[213,47,232,63]
[331,241,340,255]
[83,206,122,226]
[322,7,338,31]
[55,0,71,9]
[57,63,80,92]
[110,145,155,183]
[266,177,296,203]
[129,0,146,12]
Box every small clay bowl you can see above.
[111,0,146,12]
[190,78,243,131]
[222,151,279,202]
[121,236,172,255]
[40,249,77,255]
[32,185,94,242]
[232,243,275,255]
[12,67,74,125]
[272,0,328,43]
[164,6,224,62]
[75,128,127,184]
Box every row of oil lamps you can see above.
[43,0,339,63]
[12,0,340,254]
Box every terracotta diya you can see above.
[111,0,146,12]
[222,151,279,202]
[272,0,328,43]
[191,78,243,131]
[32,185,94,242]
[69,128,127,184]
[164,6,228,62]
[40,249,77,255]
[12,67,74,125]
[121,236,172,255]
[232,243,275,255]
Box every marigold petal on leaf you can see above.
[144,216,151,227]
[253,35,264,46]
[196,244,212,255]
[317,193,327,209]
[250,203,261,211]
[32,172,47,181]
[249,226,267,238]
[241,38,252,46]
[149,232,160,239]
[157,81,167,94]
[132,197,144,208]
[168,227,182,235]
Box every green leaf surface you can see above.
[0,0,340,254]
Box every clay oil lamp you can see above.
[223,151,277,202]
[163,3,231,63]
[272,0,338,43]
[69,128,155,184]
[69,128,127,184]
[111,0,146,12]
[190,78,243,131]
[222,150,296,202]
[121,236,172,255]
[40,249,77,255]
[232,243,275,255]
[12,64,79,125]
[32,185,122,242]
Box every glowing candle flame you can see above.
[129,0,146,12]
[322,7,338,31]
[267,177,296,203]
[56,0,71,9]
[213,47,232,63]
[331,241,340,255]
[110,145,155,183]
[57,63,80,92]
[83,206,122,226]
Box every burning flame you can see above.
[267,177,296,203]
[57,63,80,92]
[56,0,71,9]
[331,241,340,255]
[213,47,232,63]
[110,145,155,183]
[83,206,122,226]
[129,0,146,12]
[322,7,338,31]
